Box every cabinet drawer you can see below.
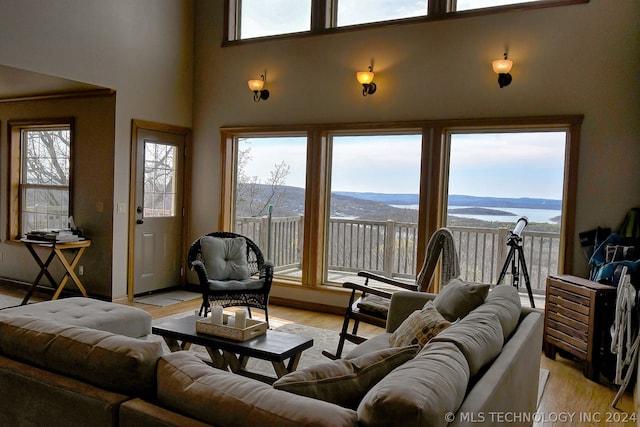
[546,294,590,325]
[546,313,588,342]
[547,286,590,310]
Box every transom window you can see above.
[226,0,587,42]
[334,0,428,27]
[454,0,544,11]
[237,0,312,39]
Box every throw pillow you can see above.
[200,236,250,281]
[388,301,450,348]
[273,345,419,409]
[433,278,490,322]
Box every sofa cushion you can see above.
[273,345,419,409]
[389,301,451,348]
[471,284,522,341]
[357,341,470,427]
[345,333,392,359]
[433,278,490,322]
[200,236,250,280]
[0,356,129,427]
[431,310,503,378]
[157,351,358,427]
[0,315,162,399]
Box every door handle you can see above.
[136,206,144,224]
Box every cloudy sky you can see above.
[239,131,566,200]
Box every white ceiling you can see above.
[0,64,107,100]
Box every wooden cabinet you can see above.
[543,275,616,381]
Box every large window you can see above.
[226,0,587,42]
[326,133,422,284]
[232,135,308,281]
[221,116,581,294]
[9,120,74,238]
[445,131,567,296]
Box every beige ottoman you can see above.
[0,297,151,338]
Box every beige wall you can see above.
[0,0,194,299]
[192,1,640,303]
[0,93,116,298]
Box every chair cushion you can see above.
[388,301,451,348]
[273,345,419,409]
[200,236,250,281]
[357,295,390,317]
[206,278,264,291]
[433,278,490,322]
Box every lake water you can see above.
[392,205,561,224]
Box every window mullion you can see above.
[311,0,331,32]
[430,0,449,16]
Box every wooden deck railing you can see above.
[235,216,560,293]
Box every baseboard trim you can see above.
[269,296,346,316]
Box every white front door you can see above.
[132,125,187,295]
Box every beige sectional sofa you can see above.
[0,282,543,427]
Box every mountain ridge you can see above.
[333,192,561,210]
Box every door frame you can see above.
[127,119,192,301]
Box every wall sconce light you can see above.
[356,66,377,96]
[248,74,269,102]
[492,53,513,88]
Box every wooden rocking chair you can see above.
[322,227,459,359]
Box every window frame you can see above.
[324,130,425,284]
[224,0,589,45]
[7,118,75,241]
[220,115,582,292]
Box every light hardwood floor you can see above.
[3,283,637,426]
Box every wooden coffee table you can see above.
[152,315,313,384]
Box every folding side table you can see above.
[20,238,91,305]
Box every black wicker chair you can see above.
[188,231,273,325]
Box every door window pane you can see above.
[234,136,307,281]
[446,131,566,297]
[327,134,422,286]
[143,142,177,218]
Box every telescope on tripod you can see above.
[497,216,535,308]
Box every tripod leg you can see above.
[496,246,515,285]
[516,246,535,308]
